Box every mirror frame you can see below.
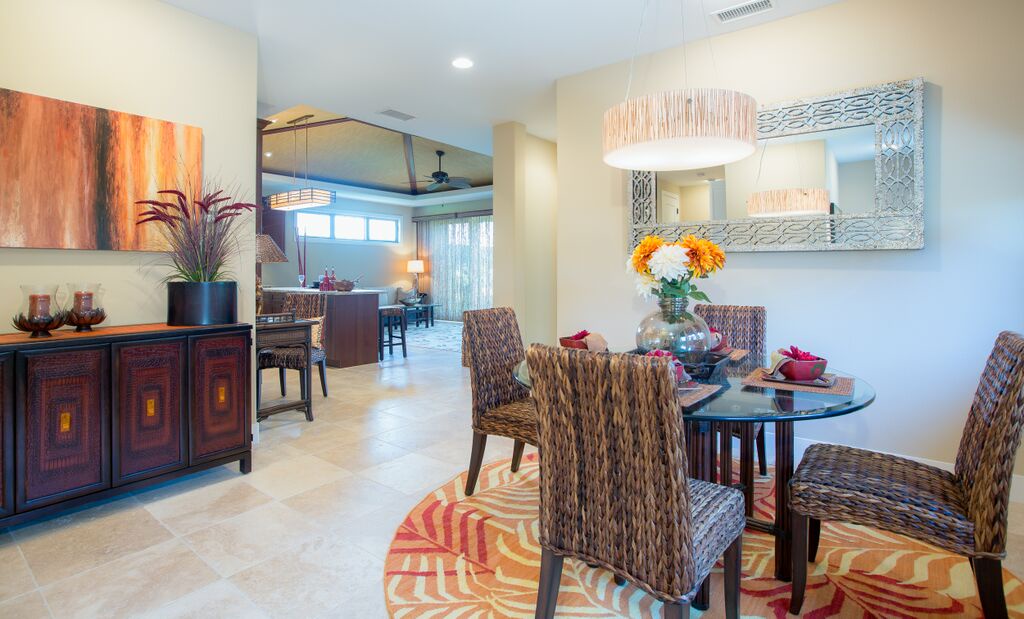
[629,78,924,252]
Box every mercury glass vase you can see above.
[636,297,712,363]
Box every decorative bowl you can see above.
[778,356,828,382]
[333,280,355,292]
[558,337,589,350]
[710,329,728,352]
[12,311,67,338]
[65,307,107,332]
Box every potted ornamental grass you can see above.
[628,234,726,363]
[136,183,256,326]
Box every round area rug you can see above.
[385,455,1024,617]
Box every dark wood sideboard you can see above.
[0,323,252,527]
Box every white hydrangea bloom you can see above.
[634,272,658,299]
[647,244,690,283]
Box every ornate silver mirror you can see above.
[629,78,924,252]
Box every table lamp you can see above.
[256,234,288,314]
[407,259,425,297]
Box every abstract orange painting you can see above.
[0,88,202,251]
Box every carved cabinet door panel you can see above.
[112,339,187,486]
[0,353,12,517]
[16,346,110,511]
[190,333,250,464]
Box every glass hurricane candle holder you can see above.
[14,284,65,338]
[64,283,106,332]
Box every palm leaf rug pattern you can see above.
[385,455,1024,618]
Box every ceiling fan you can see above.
[421,150,471,191]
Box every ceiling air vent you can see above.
[379,109,416,121]
[712,0,774,23]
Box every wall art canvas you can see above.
[0,88,202,251]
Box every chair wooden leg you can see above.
[755,424,767,476]
[318,359,328,397]
[299,368,307,401]
[613,574,626,586]
[809,517,821,561]
[790,511,808,615]
[724,532,742,619]
[739,424,755,517]
[256,368,262,407]
[511,440,526,472]
[664,602,689,619]
[535,548,564,619]
[465,432,488,496]
[974,558,1009,619]
[378,318,385,361]
[400,316,408,358]
[278,367,287,396]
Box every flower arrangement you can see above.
[628,234,726,302]
[136,183,257,282]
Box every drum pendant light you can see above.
[602,1,757,171]
[266,114,335,211]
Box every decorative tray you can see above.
[741,368,855,396]
[682,352,731,380]
[760,372,836,388]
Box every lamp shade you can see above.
[255,234,288,263]
[406,260,425,274]
[265,188,335,211]
[603,88,757,171]
[747,188,831,218]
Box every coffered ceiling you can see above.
[163,0,842,154]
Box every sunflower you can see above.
[679,235,726,278]
[630,235,665,274]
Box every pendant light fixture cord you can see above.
[624,0,651,101]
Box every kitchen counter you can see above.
[264,287,379,296]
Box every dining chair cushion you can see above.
[689,478,747,586]
[790,443,975,557]
[477,398,538,446]
[258,346,309,371]
[311,346,326,364]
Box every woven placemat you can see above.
[727,348,749,362]
[678,383,722,407]
[741,368,855,396]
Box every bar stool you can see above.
[379,306,407,359]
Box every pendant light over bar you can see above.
[266,113,335,211]
[747,188,831,217]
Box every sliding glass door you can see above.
[420,215,493,321]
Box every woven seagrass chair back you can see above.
[463,308,530,426]
[694,304,766,374]
[283,293,327,348]
[526,344,696,602]
[953,330,1024,555]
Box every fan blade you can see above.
[425,182,443,192]
[448,180,472,189]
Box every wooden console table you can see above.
[255,318,313,422]
[0,323,252,527]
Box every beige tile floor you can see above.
[0,344,1020,618]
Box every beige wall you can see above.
[555,0,1024,472]
[0,0,257,331]
[678,184,711,220]
[837,160,875,214]
[493,122,557,344]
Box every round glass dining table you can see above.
[513,358,876,600]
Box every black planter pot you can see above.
[167,281,238,326]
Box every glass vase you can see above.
[636,297,712,364]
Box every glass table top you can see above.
[513,359,875,423]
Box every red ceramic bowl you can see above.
[559,337,588,350]
[779,357,828,382]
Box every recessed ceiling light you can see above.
[264,152,272,157]
[451,57,474,69]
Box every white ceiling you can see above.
[162,0,841,154]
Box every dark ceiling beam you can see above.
[403,133,418,196]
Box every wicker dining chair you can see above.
[527,345,745,618]
[462,307,537,496]
[258,293,329,402]
[695,304,767,515]
[789,331,1024,618]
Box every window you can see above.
[334,215,366,241]
[296,213,331,238]
[295,211,401,244]
[367,218,398,242]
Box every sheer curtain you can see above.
[420,215,493,321]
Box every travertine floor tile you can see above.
[230,534,383,617]
[241,454,350,500]
[143,580,268,619]
[282,476,409,530]
[357,452,464,496]
[0,532,36,603]
[314,437,411,472]
[184,502,323,577]
[42,539,217,619]
[0,591,50,619]
[141,478,274,536]
[12,497,173,586]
